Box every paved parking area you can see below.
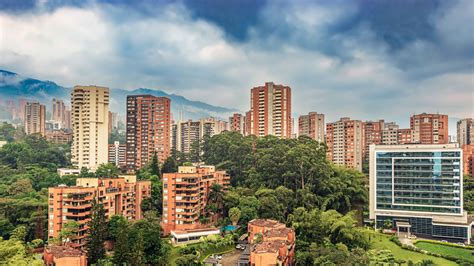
[221,249,243,266]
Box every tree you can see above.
[130,229,145,266]
[6,179,34,196]
[59,221,79,244]
[95,163,120,178]
[130,214,170,265]
[86,201,108,264]
[207,183,224,215]
[149,153,161,178]
[162,156,178,173]
[228,207,241,226]
[112,217,130,266]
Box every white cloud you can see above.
[0,0,472,133]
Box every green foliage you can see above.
[228,207,241,226]
[86,201,108,264]
[95,163,120,178]
[0,122,23,142]
[162,156,178,173]
[112,217,130,266]
[463,175,474,214]
[59,221,80,244]
[0,225,43,265]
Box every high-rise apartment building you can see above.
[326,117,363,171]
[362,120,385,160]
[462,144,474,176]
[71,86,110,170]
[161,165,230,235]
[126,95,171,172]
[369,144,473,243]
[457,118,474,146]
[24,102,46,136]
[172,118,226,153]
[381,122,399,145]
[108,141,126,169]
[298,112,325,142]
[229,113,245,135]
[48,176,151,247]
[410,113,449,144]
[244,111,252,136]
[397,128,414,144]
[52,98,66,127]
[248,82,292,138]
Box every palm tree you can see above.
[207,183,224,214]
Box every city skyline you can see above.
[0,0,472,129]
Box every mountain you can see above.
[0,70,238,121]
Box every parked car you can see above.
[456,242,466,246]
[217,255,222,260]
[441,240,448,243]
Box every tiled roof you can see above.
[47,245,84,258]
[248,219,284,228]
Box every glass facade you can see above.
[376,151,462,214]
[376,216,468,240]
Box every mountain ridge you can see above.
[0,70,238,121]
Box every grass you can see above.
[415,241,474,263]
[167,242,234,265]
[368,232,456,266]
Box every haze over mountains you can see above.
[0,70,238,121]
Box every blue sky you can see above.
[0,0,473,130]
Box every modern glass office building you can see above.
[369,144,473,243]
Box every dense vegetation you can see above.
[0,125,74,242]
[0,124,471,265]
[197,131,370,263]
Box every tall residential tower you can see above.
[24,102,46,136]
[126,95,171,172]
[248,82,292,139]
[71,86,109,170]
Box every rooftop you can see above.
[248,219,284,228]
[263,227,294,238]
[253,240,286,253]
[46,245,84,258]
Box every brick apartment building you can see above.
[229,113,245,135]
[457,118,474,147]
[24,102,46,136]
[248,82,292,139]
[161,165,230,235]
[410,113,448,144]
[126,95,171,172]
[326,117,364,171]
[48,176,151,247]
[247,219,295,266]
[298,112,325,142]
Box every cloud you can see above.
[0,0,472,134]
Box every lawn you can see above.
[369,233,456,266]
[167,242,234,265]
[415,241,474,263]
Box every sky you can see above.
[0,0,473,130]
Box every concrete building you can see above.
[126,95,171,172]
[248,82,292,139]
[369,144,473,244]
[229,113,245,135]
[326,117,363,171]
[172,118,224,153]
[410,113,449,144]
[71,86,110,171]
[247,219,295,266]
[52,98,68,128]
[108,141,126,169]
[24,102,45,136]
[57,168,81,177]
[298,112,325,142]
[161,165,230,235]
[45,130,72,144]
[457,118,474,146]
[48,176,151,247]
[382,122,399,145]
